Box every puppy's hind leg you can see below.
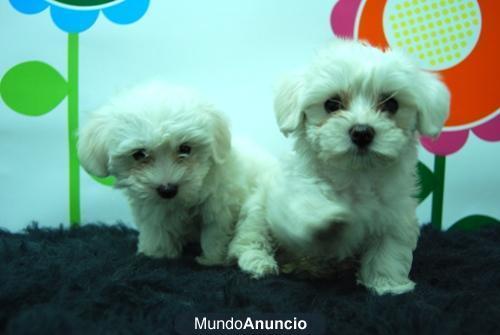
[228,190,279,279]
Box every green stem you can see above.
[68,33,80,227]
[431,155,446,230]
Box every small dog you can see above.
[79,82,273,265]
[229,39,450,295]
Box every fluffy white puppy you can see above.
[79,82,272,266]
[229,39,450,295]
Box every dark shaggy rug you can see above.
[1,223,499,335]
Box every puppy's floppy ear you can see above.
[414,71,450,137]
[274,73,304,136]
[78,110,112,177]
[207,106,231,164]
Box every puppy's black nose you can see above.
[349,125,375,148]
[156,184,178,199]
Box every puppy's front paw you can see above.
[238,250,279,279]
[359,277,416,295]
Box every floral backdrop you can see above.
[0,0,498,231]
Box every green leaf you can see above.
[449,215,499,231]
[92,175,116,187]
[0,61,68,116]
[415,161,435,203]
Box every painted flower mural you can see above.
[0,0,149,226]
[10,0,149,33]
[331,0,499,230]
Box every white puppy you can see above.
[79,82,273,266]
[229,39,450,295]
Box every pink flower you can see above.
[421,112,500,155]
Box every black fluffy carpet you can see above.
[1,223,499,335]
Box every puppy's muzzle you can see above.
[156,183,178,199]
[349,125,375,148]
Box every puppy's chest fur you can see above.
[318,162,417,254]
[327,160,404,196]
[335,171,391,218]
[340,177,381,206]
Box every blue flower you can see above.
[9,0,149,33]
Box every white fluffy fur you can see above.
[229,39,450,295]
[78,82,274,265]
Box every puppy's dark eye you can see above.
[178,143,191,155]
[381,97,399,114]
[324,96,343,113]
[132,149,148,161]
